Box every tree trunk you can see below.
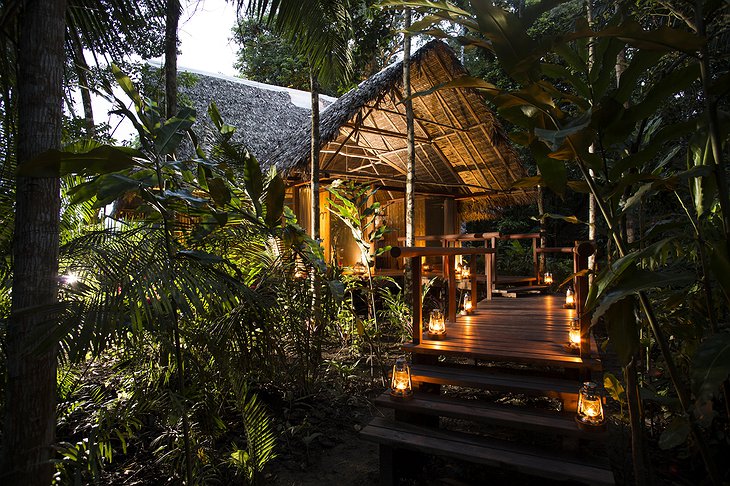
[165,0,180,119]
[309,69,322,381]
[403,7,415,300]
[1,1,65,484]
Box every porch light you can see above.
[569,317,581,350]
[576,382,605,429]
[543,272,553,285]
[462,291,473,314]
[564,287,575,309]
[389,358,413,399]
[427,309,446,339]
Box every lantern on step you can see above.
[462,291,473,315]
[569,317,581,350]
[389,358,413,399]
[427,309,446,339]
[564,287,575,309]
[576,382,605,429]
[543,272,553,285]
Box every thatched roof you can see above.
[266,40,534,218]
[178,67,335,162]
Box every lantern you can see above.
[461,264,471,279]
[353,262,367,276]
[422,263,432,273]
[543,272,553,285]
[576,382,605,429]
[564,287,575,309]
[462,291,473,314]
[389,358,413,399]
[454,262,463,279]
[427,309,446,339]
[569,317,581,350]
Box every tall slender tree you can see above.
[1,1,66,484]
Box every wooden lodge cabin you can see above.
[180,41,534,270]
[181,43,614,485]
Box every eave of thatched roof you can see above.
[265,40,535,218]
[177,66,335,164]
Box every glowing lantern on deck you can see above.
[564,287,575,309]
[576,382,605,428]
[461,264,471,279]
[569,318,581,350]
[462,291,473,314]
[427,309,446,339]
[543,272,553,285]
[389,358,413,399]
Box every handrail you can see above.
[390,246,495,258]
[389,245,493,341]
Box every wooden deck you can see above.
[405,294,600,370]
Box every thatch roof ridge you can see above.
[268,39,451,172]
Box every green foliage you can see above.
[230,388,277,485]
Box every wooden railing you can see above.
[389,246,496,344]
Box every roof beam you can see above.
[343,123,431,144]
[363,104,467,133]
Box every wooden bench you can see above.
[361,417,615,486]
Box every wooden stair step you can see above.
[408,364,580,411]
[374,391,606,440]
[361,417,614,486]
[403,342,602,371]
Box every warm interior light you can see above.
[389,358,413,399]
[569,318,581,349]
[576,382,605,427]
[564,287,575,308]
[454,262,462,279]
[427,309,446,338]
[543,272,553,284]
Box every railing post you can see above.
[574,241,595,359]
[412,257,422,345]
[469,253,478,309]
[533,237,540,284]
[447,254,457,323]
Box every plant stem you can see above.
[154,158,193,485]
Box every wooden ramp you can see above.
[361,294,614,485]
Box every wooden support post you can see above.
[485,248,493,301]
[379,445,396,486]
[470,253,478,308]
[533,237,540,284]
[448,254,457,322]
[491,236,497,287]
[412,258,422,345]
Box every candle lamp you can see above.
[389,358,413,399]
[462,291,473,315]
[461,264,471,279]
[564,287,575,309]
[569,317,581,351]
[427,309,446,339]
[543,272,553,285]
[576,382,606,430]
